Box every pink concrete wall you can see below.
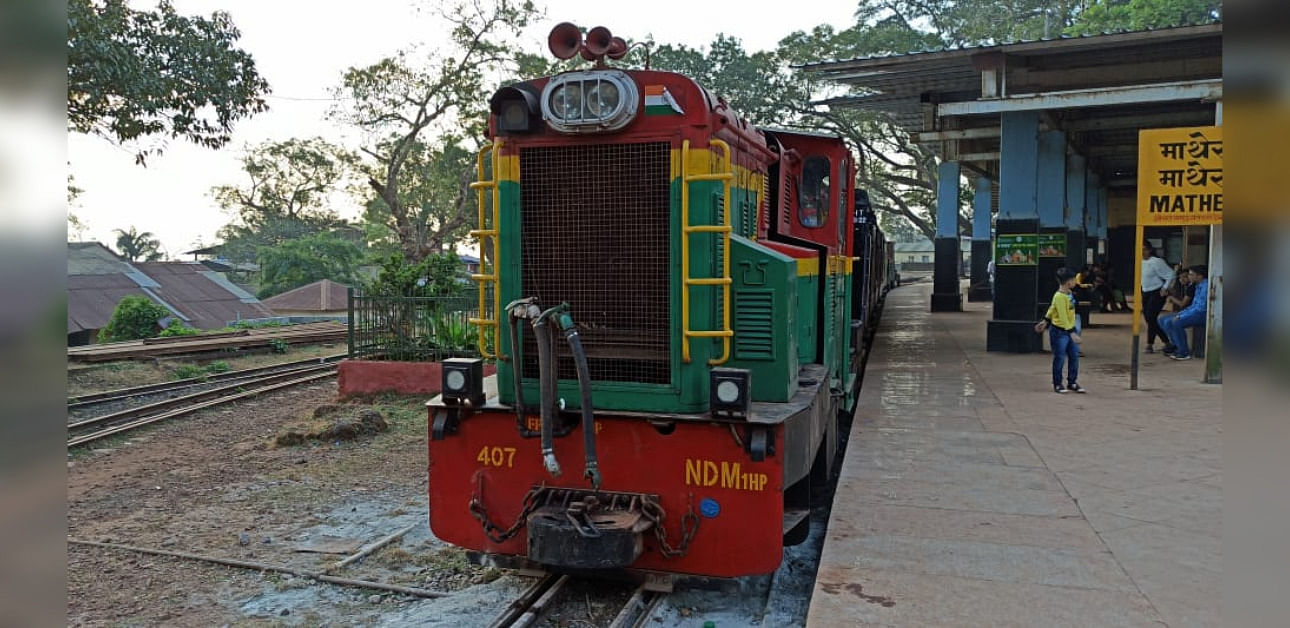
[337,360,495,398]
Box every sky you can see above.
[68,0,864,256]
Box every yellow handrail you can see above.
[680,138,735,365]
[467,141,503,359]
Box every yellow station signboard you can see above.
[1136,126,1223,226]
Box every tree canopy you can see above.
[256,232,364,298]
[67,0,270,164]
[212,138,359,264]
[329,0,539,262]
[113,226,163,262]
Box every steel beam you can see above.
[936,79,1222,116]
[1062,110,1215,132]
[916,127,1002,142]
[957,151,1001,162]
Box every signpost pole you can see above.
[1130,225,1144,390]
[1204,225,1222,383]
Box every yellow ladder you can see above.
[681,138,734,365]
[468,141,503,359]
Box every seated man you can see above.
[1158,266,1193,352]
[1160,265,1209,361]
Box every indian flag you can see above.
[644,85,684,115]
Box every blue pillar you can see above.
[1065,154,1087,271]
[931,160,963,311]
[967,176,994,301]
[1035,130,1067,315]
[987,111,1043,352]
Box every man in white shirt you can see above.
[986,259,995,296]
[1140,245,1174,352]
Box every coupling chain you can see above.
[640,494,700,558]
[470,484,545,543]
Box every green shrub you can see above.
[158,319,201,337]
[206,361,231,374]
[100,295,170,342]
[173,364,206,380]
[268,338,290,354]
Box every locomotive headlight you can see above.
[541,71,638,133]
[441,357,485,407]
[549,83,582,120]
[584,81,620,117]
[710,367,752,419]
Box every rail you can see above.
[468,141,504,359]
[680,138,735,365]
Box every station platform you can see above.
[807,281,1221,627]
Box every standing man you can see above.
[1140,245,1174,353]
[987,258,996,296]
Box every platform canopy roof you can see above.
[798,23,1221,188]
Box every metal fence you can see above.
[347,287,481,361]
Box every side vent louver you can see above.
[734,290,775,360]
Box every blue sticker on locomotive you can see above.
[699,497,721,518]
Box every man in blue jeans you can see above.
[1161,265,1208,361]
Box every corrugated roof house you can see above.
[262,279,350,317]
[67,242,274,345]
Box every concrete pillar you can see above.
[1096,186,1108,242]
[1085,171,1099,265]
[931,160,963,311]
[1035,130,1067,319]
[987,111,1043,352]
[1065,154,1087,272]
[968,176,994,302]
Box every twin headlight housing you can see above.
[540,70,639,133]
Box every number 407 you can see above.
[476,446,517,468]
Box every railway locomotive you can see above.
[427,23,895,581]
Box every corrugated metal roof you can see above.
[796,22,1221,71]
[67,243,276,335]
[134,262,275,329]
[262,279,351,313]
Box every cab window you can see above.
[798,156,830,228]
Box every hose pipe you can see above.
[531,315,561,478]
[558,314,601,489]
[505,298,540,435]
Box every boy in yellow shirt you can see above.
[1035,267,1087,394]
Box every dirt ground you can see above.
[66,372,824,627]
[66,378,487,627]
[67,343,343,397]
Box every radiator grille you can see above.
[519,142,672,384]
[734,290,774,360]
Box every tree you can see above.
[100,295,170,341]
[256,232,364,298]
[113,226,163,261]
[67,0,270,164]
[329,0,538,262]
[365,253,467,297]
[212,137,359,264]
[68,172,88,241]
[1066,0,1221,35]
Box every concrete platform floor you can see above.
[808,280,1220,627]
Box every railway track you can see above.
[67,364,338,448]
[67,354,346,409]
[487,575,665,628]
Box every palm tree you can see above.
[113,226,164,262]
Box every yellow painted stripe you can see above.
[495,154,520,183]
[796,257,819,277]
